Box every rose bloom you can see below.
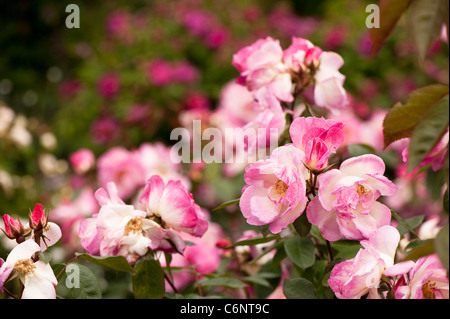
[139,175,208,238]
[50,188,99,249]
[97,147,147,200]
[79,182,165,264]
[307,154,397,241]
[97,73,120,99]
[69,148,95,174]
[328,225,406,299]
[239,144,308,234]
[283,37,348,112]
[0,240,58,299]
[232,37,293,102]
[394,254,449,299]
[289,116,344,170]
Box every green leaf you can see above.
[292,212,312,237]
[284,237,315,269]
[383,84,449,148]
[370,0,412,57]
[243,275,272,288]
[426,169,446,200]
[283,278,317,299]
[198,277,247,289]
[75,253,135,273]
[38,251,52,264]
[226,235,280,248]
[434,224,449,270]
[211,198,240,212]
[347,144,376,157]
[409,0,450,61]
[70,264,102,299]
[404,240,435,261]
[391,211,422,238]
[132,258,165,299]
[332,240,363,260]
[408,95,449,172]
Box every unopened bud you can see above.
[29,203,47,230]
[2,214,24,240]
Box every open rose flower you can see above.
[283,37,348,111]
[232,37,293,102]
[140,175,208,238]
[0,239,57,299]
[328,225,407,299]
[307,154,397,241]
[289,116,344,170]
[394,254,449,299]
[239,144,308,234]
[79,182,165,264]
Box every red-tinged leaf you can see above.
[383,84,449,148]
[370,0,412,58]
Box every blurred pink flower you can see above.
[172,61,200,83]
[182,10,214,37]
[58,80,83,97]
[90,116,120,144]
[146,59,174,87]
[204,27,228,48]
[50,188,99,248]
[97,73,120,99]
[69,148,95,175]
[184,92,211,110]
[97,147,147,200]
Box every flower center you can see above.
[357,184,369,195]
[275,180,288,197]
[422,280,437,299]
[124,217,144,236]
[14,258,36,275]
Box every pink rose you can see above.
[232,37,293,102]
[79,182,165,264]
[307,154,397,241]
[139,175,208,238]
[97,147,147,200]
[289,116,344,170]
[97,73,120,99]
[283,37,348,111]
[50,188,99,248]
[394,254,449,299]
[239,144,308,234]
[328,225,403,299]
[69,148,95,175]
[313,51,348,111]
